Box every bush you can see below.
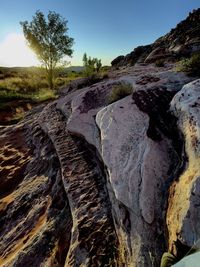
[108,83,133,104]
[155,59,165,67]
[177,53,200,76]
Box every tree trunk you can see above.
[48,67,54,90]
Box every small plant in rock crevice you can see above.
[108,82,133,104]
[155,59,165,67]
[177,52,200,77]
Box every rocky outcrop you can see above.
[1,62,200,266]
[0,102,118,267]
[0,113,73,267]
[112,9,200,68]
[111,56,125,68]
[111,45,152,68]
[167,79,200,254]
[58,76,106,96]
[144,47,174,64]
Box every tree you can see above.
[21,11,74,90]
[83,53,88,67]
[82,53,102,75]
[95,58,102,72]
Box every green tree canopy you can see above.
[21,11,74,89]
[82,53,102,75]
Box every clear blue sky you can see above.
[0,0,199,66]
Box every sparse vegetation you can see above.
[0,66,84,94]
[0,66,86,124]
[108,82,133,104]
[177,52,200,76]
[83,53,102,76]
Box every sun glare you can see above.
[0,33,39,67]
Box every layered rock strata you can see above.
[0,65,200,267]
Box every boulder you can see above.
[111,55,125,67]
[145,47,175,63]
[96,88,178,266]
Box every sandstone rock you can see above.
[58,76,105,96]
[66,79,133,148]
[167,79,200,253]
[145,47,174,63]
[1,62,200,267]
[111,45,152,68]
[0,101,118,267]
[111,55,125,68]
[96,88,179,266]
[0,119,72,267]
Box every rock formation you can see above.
[1,10,200,267]
[111,8,200,68]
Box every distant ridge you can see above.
[111,8,200,68]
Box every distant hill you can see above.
[67,66,85,72]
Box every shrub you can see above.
[155,59,165,67]
[177,53,200,76]
[108,82,133,104]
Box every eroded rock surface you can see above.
[167,79,200,254]
[0,64,200,267]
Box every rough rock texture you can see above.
[0,102,119,267]
[111,45,152,68]
[0,113,73,267]
[1,62,200,266]
[167,79,200,254]
[144,47,174,64]
[112,8,200,68]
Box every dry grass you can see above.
[108,82,133,104]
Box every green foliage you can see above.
[108,83,133,104]
[82,53,102,76]
[0,66,84,103]
[21,11,74,89]
[0,88,56,104]
[0,76,49,93]
[177,52,200,76]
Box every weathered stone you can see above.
[167,79,200,253]
[96,91,178,266]
[145,47,174,63]
[111,55,125,67]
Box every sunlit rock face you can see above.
[167,79,200,253]
[0,64,200,267]
[0,102,119,267]
[0,114,72,267]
